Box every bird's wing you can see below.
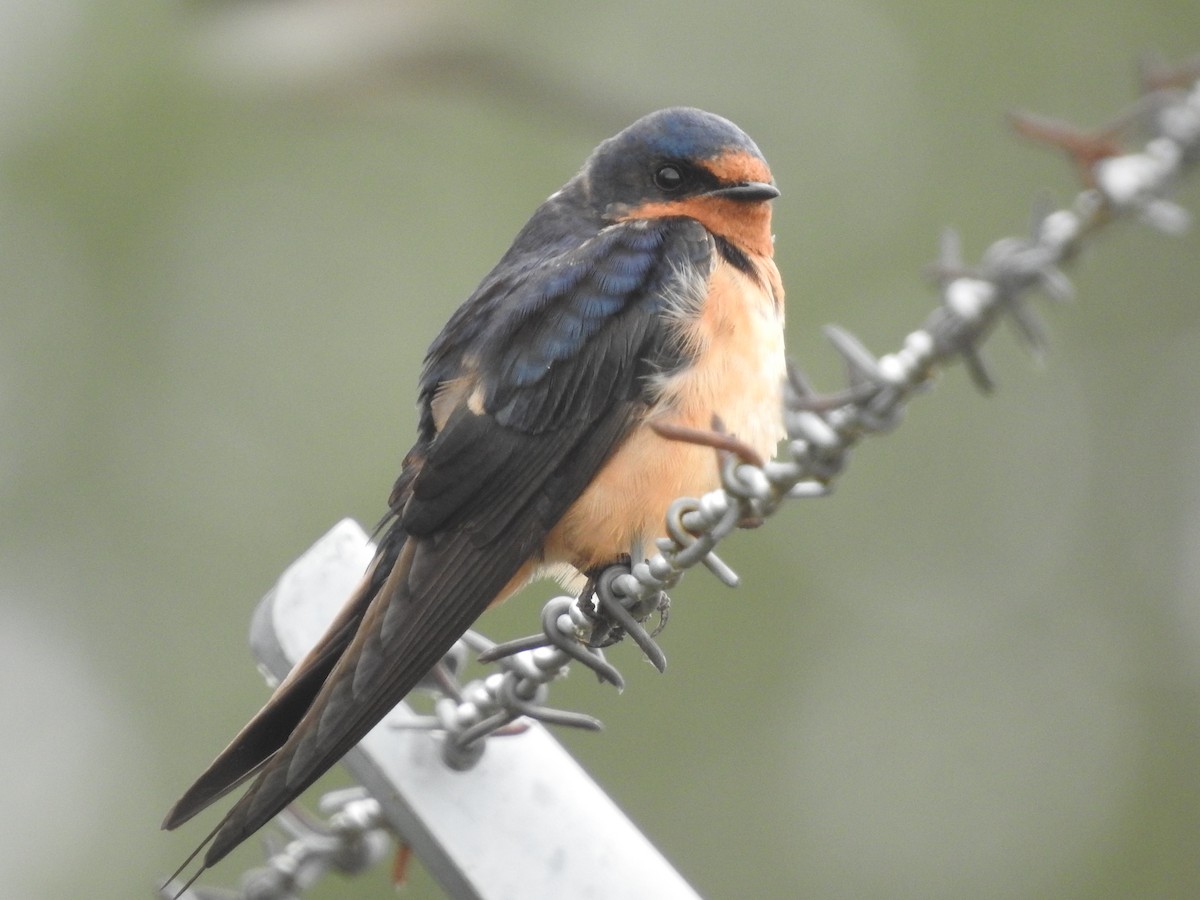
[165,216,714,877]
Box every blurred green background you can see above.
[3,2,1199,898]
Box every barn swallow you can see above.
[163,106,786,890]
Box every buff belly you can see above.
[544,253,786,572]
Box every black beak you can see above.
[707,181,780,202]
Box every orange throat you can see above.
[623,195,774,258]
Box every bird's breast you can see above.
[545,253,786,573]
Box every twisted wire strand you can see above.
[169,60,1200,900]
[425,63,1200,759]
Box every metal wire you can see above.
[166,59,1200,900]
[418,61,1200,763]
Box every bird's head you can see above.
[579,107,778,257]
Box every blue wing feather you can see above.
[402,215,712,537]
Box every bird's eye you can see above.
[653,164,685,192]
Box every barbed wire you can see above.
[167,55,1200,900]
[161,788,391,900]
[428,55,1200,758]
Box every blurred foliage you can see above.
[1,1,1199,898]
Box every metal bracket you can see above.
[249,518,700,900]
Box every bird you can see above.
[162,106,786,892]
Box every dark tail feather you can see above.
[197,519,536,871]
[159,543,401,898]
[160,648,337,830]
[162,544,397,831]
[160,814,228,899]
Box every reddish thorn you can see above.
[1008,110,1124,187]
[392,842,413,888]
[649,420,765,468]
